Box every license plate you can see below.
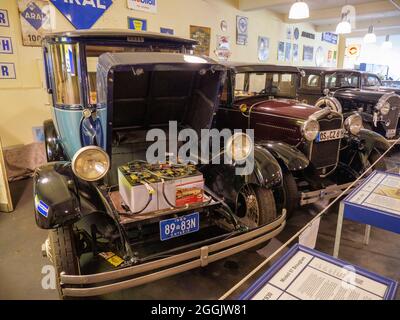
[316,129,344,142]
[159,212,199,241]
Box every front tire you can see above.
[282,170,299,219]
[48,225,80,299]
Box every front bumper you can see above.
[59,212,286,297]
[300,180,363,206]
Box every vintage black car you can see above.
[34,31,286,298]
[217,63,390,216]
[298,67,400,140]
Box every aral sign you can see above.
[50,0,113,29]
[127,0,157,14]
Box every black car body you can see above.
[217,63,390,214]
[298,67,400,140]
[33,31,286,298]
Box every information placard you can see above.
[239,244,397,300]
[344,171,400,233]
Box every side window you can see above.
[365,75,381,87]
[220,80,229,105]
[249,73,267,93]
[50,43,81,106]
[301,74,321,89]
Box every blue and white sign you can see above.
[0,63,16,79]
[0,37,13,54]
[160,27,174,35]
[322,32,338,45]
[35,196,49,218]
[18,0,52,46]
[240,244,398,300]
[159,212,199,241]
[344,170,400,234]
[50,0,113,29]
[236,15,248,45]
[0,9,9,27]
[127,0,157,14]
[128,17,147,31]
[21,2,47,30]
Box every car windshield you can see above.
[325,72,360,89]
[234,72,297,100]
[86,44,183,105]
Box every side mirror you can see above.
[300,70,306,77]
[323,88,330,96]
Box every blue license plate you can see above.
[159,212,199,241]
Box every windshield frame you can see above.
[323,71,361,90]
[232,71,299,101]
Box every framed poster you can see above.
[0,138,13,212]
[214,35,231,61]
[258,36,269,62]
[303,45,314,62]
[292,43,299,63]
[277,41,285,62]
[315,46,325,67]
[236,16,248,45]
[18,0,53,46]
[285,42,291,62]
[127,0,157,13]
[190,25,211,56]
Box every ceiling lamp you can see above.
[336,12,352,34]
[289,1,310,20]
[363,25,376,43]
[382,35,393,49]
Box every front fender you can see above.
[33,162,80,229]
[259,141,309,171]
[358,128,391,154]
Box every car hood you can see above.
[235,97,319,121]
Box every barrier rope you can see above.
[219,137,400,300]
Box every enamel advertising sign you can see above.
[50,0,113,29]
[127,0,157,14]
[18,0,53,46]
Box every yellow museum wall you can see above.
[0,0,338,147]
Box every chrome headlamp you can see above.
[376,102,391,116]
[72,146,110,181]
[344,114,363,135]
[226,132,253,162]
[302,119,320,141]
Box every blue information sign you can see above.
[0,62,16,79]
[50,0,113,29]
[343,170,400,234]
[321,32,338,45]
[160,27,174,35]
[21,2,47,30]
[240,244,397,300]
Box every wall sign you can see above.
[292,43,299,62]
[190,25,211,56]
[239,244,398,300]
[18,0,52,46]
[277,41,285,62]
[321,32,338,45]
[257,36,269,62]
[128,17,147,31]
[214,35,231,61]
[127,0,157,14]
[160,27,173,35]
[0,62,16,79]
[293,27,299,40]
[236,16,248,45]
[345,44,361,58]
[303,45,314,62]
[315,46,325,67]
[0,9,9,27]
[220,20,227,32]
[285,42,291,62]
[0,37,13,54]
[301,31,315,40]
[50,0,113,29]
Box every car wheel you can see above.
[48,225,80,299]
[282,170,299,219]
[237,185,278,251]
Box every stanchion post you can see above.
[333,201,345,258]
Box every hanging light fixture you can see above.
[364,25,376,43]
[382,35,393,49]
[336,11,352,34]
[289,1,310,20]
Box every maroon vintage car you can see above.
[217,63,390,215]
